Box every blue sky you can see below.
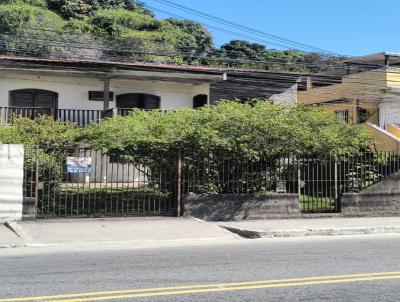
[144,0,400,56]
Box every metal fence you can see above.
[24,146,178,218]
[182,151,400,214]
[23,147,400,218]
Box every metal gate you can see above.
[299,156,338,213]
[23,146,177,218]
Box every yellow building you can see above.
[298,52,400,152]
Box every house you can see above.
[0,56,300,126]
[297,52,400,152]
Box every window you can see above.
[116,93,160,109]
[9,89,58,116]
[88,91,114,101]
[193,94,208,108]
[335,110,349,123]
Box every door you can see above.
[9,89,58,117]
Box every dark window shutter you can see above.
[193,94,208,108]
[144,95,160,109]
[116,93,160,109]
[10,90,34,107]
[36,91,57,108]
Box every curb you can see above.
[221,226,400,238]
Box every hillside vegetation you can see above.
[0,0,344,71]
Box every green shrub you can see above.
[0,0,46,7]
[84,101,371,159]
[90,8,159,36]
[0,115,81,146]
[0,4,65,33]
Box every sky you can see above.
[144,0,400,57]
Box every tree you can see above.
[165,18,213,58]
[0,0,46,7]
[218,40,267,68]
[47,0,152,20]
[90,8,159,36]
[0,4,67,57]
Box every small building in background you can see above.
[297,52,400,152]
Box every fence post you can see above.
[334,158,339,210]
[297,156,301,199]
[33,145,40,219]
[176,149,182,217]
[101,151,107,184]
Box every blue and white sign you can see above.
[66,157,92,174]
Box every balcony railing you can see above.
[57,109,104,127]
[0,107,172,127]
[0,107,52,124]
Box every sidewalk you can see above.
[0,224,23,247]
[217,217,400,238]
[1,217,238,248]
[2,217,400,249]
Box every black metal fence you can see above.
[182,151,400,213]
[24,146,177,218]
[23,147,400,218]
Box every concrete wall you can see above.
[269,84,297,105]
[182,193,301,221]
[0,71,209,110]
[0,144,24,222]
[341,172,400,217]
[386,67,400,87]
[365,122,400,152]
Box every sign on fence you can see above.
[66,157,92,173]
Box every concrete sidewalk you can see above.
[217,217,400,238]
[3,217,400,249]
[0,224,23,247]
[2,217,238,248]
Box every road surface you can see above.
[1,235,400,301]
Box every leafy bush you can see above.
[0,0,46,7]
[47,0,152,20]
[90,8,159,36]
[0,4,67,56]
[0,4,65,33]
[0,115,81,146]
[84,101,370,159]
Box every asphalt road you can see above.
[1,235,400,301]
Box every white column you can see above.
[0,144,24,222]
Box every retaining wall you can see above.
[0,144,24,222]
[182,193,301,221]
[341,172,400,217]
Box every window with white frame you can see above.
[335,110,349,123]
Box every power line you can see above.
[0,33,358,73]
[145,4,314,51]
[147,0,339,56]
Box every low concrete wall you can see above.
[182,193,301,221]
[0,144,24,222]
[341,172,400,217]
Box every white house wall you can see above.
[0,71,210,110]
